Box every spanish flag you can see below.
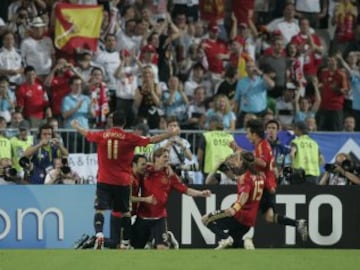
[54,3,103,52]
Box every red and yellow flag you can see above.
[54,3,103,52]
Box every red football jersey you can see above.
[86,128,150,185]
[137,166,188,218]
[254,139,277,190]
[130,172,142,216]
[234,171,265,226]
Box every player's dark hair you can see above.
[112,110,126,127]
[246,119,265,139]
[265,119,280,130]
[241,151,256,174]
[132,154,146,165]
[24,66,36,74]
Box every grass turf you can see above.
[0,249,359,270]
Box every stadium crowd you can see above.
[0,0,360,187]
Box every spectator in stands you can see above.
[295,0,328,29]
[294,76,321,123]
[62,75,93,139]
[95,34,121,112]
[116,19,139,53]
[265,3,299,45]
[7,7,31,49]
[73,52,97,83]
[184,62,212,102]
[183,86,206,130]
[133,65,162,129]
[319,152,360,185]
[0,116,11,159]
[234,61,275,128]
[215,65,238,105]
[172,0,199,22]
[23,123,68,184]
[317,55,349,131]
[0,76,15,124]
[20,17,55,79]
[200,22,228,83]
[343,115,356,132]
[275,82,296,129]
[113,49,138,128]
[162,76,189,125]
[88,67,110,128]
[6,110,24,137]
[336,51,360,131]
[331,0,358,54]
[290,17,323,79]
[305,116,318,132]
[0,31,23,86]
[205,94,236,131]
[258,37,288,98]
[16,66,51,128]
[44,58,77,122]
[10,120,33,176]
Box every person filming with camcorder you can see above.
[319,153,360,185]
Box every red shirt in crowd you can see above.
[319,68,349,111]
[16,81,49,119]
[50,71,72,116]
[201,38,228,74]
[86,128,150,186]
[199,0,226,22]
[234,170,265,227]
[137,165,188,218]
[231,0,254,25]
[290,34,322,76]
[254,139,277,191]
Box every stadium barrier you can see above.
[0,185,359,249]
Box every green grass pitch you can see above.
[0,249,359,270]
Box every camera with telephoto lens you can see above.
[0,166,18,182]
[60,158,71,175]
[282,166,305,184]
[19,157,31,170]
[325,159,354,173]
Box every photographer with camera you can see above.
[0,157,25,185]
[44,157,80,184]
[22,123,68,184]
[319,153,360,185]
[156,117,195,183]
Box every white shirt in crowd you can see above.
[95,49,121,90]
[0,47,23,85]
[267,18,300,45]
[21,36,55,75]
[295,0,321,13]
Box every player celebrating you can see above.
[71,111,180,249]
[202,151,265,249]
[243,119,308,248]
[132,147,211,249]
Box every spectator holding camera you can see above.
[319,153,360,185]
[22,123,68,184]
[44,157,80,185]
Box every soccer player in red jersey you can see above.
[202,151,265,249]
[71,111,180,249]
[244,119,308,247]
[132,147,211,249]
